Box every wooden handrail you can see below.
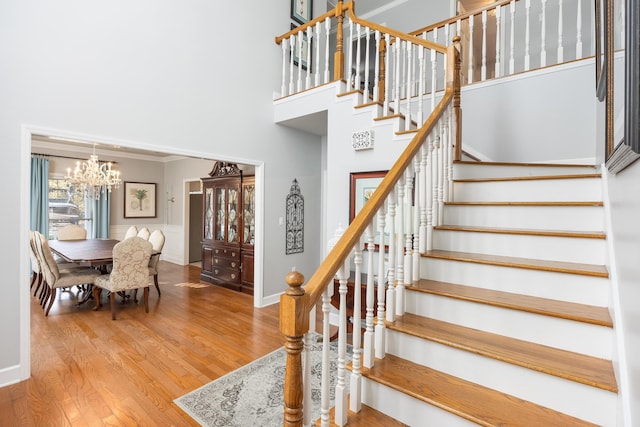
[410,0,518,37]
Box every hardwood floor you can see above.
[0,262,282,426]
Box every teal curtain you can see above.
[91,191,111,238]
[30,156,49,235]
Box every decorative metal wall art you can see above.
[352,129,374,151]
[285,179,304,254]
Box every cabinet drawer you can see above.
[211,256,240,269]
[213,247,240,260]
[210,266,241,284]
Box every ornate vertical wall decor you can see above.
[286,179,304,254]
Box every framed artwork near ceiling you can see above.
[124,182,157,218]
[291,0,312,24]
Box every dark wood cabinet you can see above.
[200,162,255,294]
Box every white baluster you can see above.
[432,132,441,227]
[335,259,349,426]
[289,36,295,95]
[364,225,375,368]
[481,10,487,81]
[510,0,516,74]
[394,39,402,115]
[320,287,332,427]
[540,0,547,67]
[430,48,437,113]
[364,27,371,101]
[412,155,421,283]
[418,46,425,123]
[303,331,312,427]
[447,106,454,201]
[576,0,583,58]
[375,203,387,359]
[525,0,531,71]
[405,41,413,131]
[557,0,564,63]
[426,134,434,251]
[437,122,445,226]
[306,26,313,89]
[468,14,474,83]
[495,5,502,78]
[355,23,362,94]
[385,188,396,323]
[347,21,354,90]
[373,30,381,102]
[396,176,406,317]
[442,114,450,207]
[297,31,303,92]
[383,33,391,115]
[419,145,428,253]
[403,166,413,289]
[324,18,331,84]
[350,242,362,413]
[281,40,288,96]
[315,21,322,87]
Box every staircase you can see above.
[350,162,617,426]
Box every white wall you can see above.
[0,0,323,385]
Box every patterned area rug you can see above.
[174,336,351,426]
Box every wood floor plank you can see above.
[424,249,609,277]
[388,313,617,392]
[2,262,281,426]
[408,279,613,326]
[362,354,599,427]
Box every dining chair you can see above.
[124,225,138,239]
[93,236,153,320]
[33,232,101,316]
[57,224,87,240]
[29,231,44,296]
[147,229,165,296]
[136,227,150,240]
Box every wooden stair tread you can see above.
[454,173,601,183]
[423,249,609,278]
[445,201,604,206]
[408,279,612,326]
[320,401,408,427]
[434,224,606,239]
[387,314,617,392]
[453,160,597,168]
[362,354,600,426]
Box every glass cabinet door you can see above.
[215,187,226,241]
[227,187,239,243]
[243,184,255,246]
[204,187,214,240]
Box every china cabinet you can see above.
[200,162,255,294]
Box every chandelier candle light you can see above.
[65,144,122,199]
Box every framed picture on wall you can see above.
[291,0,312,24]
[349,170,389,250]
[124,182,157,218]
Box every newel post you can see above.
[453,35,463,161]
[378,37,387,104]
[333,1,345,81]
[280,269,309,427]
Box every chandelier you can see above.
[65,144,121,199]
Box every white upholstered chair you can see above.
[147,229,165,296]
[57,224,87,240]
[29,231,44,297]
[124,225,138,239]
[93,237,153,320]
[33,232,101,316]
[136,227,150,240]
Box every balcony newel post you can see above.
[333,0,345,82]
[280,268,310,427]
[377,32,385,104]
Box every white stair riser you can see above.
[452,178,602,202]
[443,204,605,232]
[420,257,610,306]
[433,230,607,265]
[361,377,478,427]
[404,291,612,359]
[385,331,617,426]
[453,164,597,179]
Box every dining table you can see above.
[48,238,120,306]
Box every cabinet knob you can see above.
[231,262,237,267]
[231,273,236,279]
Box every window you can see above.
[48,178,88,239]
